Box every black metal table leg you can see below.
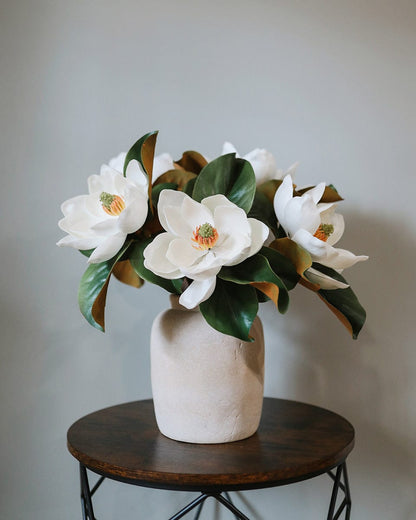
[79,464,105,520]
[327,462,352,519]
[80,464,96,520]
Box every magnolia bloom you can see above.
[109,151,174,182]
[274,175,368,289]
[57,160,149,263]
[222,142,298,185]
[144,191,269,308]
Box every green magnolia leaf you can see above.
[78,242,131,332]
[192,154,256,213]
[123,131,158,212]
[199,279,258,341]
[79,249,94,258]
[248,190,278,236]
[123,131,158,177]
[258,246,300,290]
[183,177,196,197]
[312,263,366,339]
[129,239,181,294]
[219,254,290,313]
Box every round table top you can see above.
[67,398,354,492]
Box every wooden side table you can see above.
[67,398,354,519]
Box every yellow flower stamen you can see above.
[314,223,334,242]
[100,192,126,216]
[192,223,219,250]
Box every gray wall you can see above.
[1,0,415,518]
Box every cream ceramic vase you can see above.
[150,295,265,444]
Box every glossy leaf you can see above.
[269,238,318,290]
[112,259,143,289]
[192,154,256,213]
[199,279,258,341]
[154,169,196,191]
[129,239,181,294]
[312,263,366,339]
[219,254,289,313]
[257,179,282,203]
[258,244,300,290]
[183,177,196,197]
[248,190,278,236]
[78,242,131,332]
[123,131,158,210]
[175,150,208,174]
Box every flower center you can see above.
[313,223,334,242]
[192,223,219,250]
[100,192,126,216]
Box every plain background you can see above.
[1,0,415,518]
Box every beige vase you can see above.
[150,295,265,444]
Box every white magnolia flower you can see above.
[57,160,149,264]
[109,151,174,182]
[143,190,269,308]
[222,142,298,185]
[274,175,368,289]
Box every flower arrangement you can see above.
[57,131,368,341]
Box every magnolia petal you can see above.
[143,233,183,278]
[247,218,269,257]
[157,190,189,233]
[201,194,236,215]
[91,218,120,235]
[118,191,148,233]
[273,175,294,225]
[60,194,89,217]
[56,234,101,250]
[183,251,222,278]
[185,263,222,280]
[153,153,174,182]
[166,238,204,268]
[59,207,100,236]
[213,233,251,266]
[323,209,344,246]
[162,195,214,238]
[306,182,326,204]
[90,168,118,194]
[88,233,126,264]
[125,160,148,189]
[286,162,299,178]
[284,194,321,237]
[305,267,350,290]
[321,246,369,270]
[292,228,328,258]
[213,205,250,236]
[244,148,277,184]
[179,277,217,309]
[108,151,127,172]
[222,142,239,155]
[181,194,214,230]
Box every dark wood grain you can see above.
[67,398,354,492]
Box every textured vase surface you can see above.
[150,295,265,444]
